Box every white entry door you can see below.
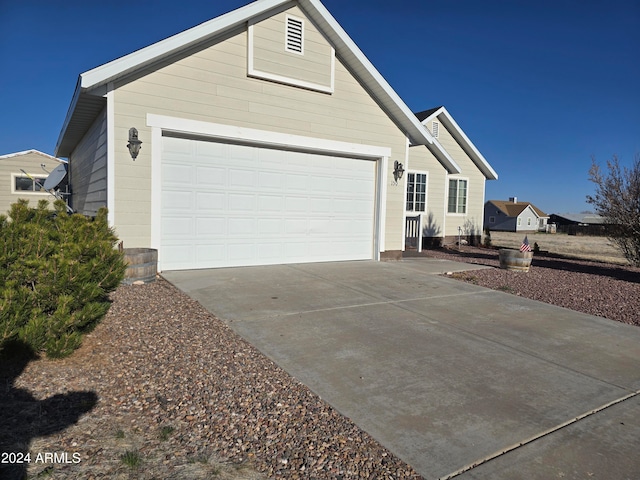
[160,136,377,270]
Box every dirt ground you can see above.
[487,231,627,264]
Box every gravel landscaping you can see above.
[2,246,638,479]
[2,278,421,480]
[420,246,640,326]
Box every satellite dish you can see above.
[43,163,67,190]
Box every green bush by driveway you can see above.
[0,199,126,358]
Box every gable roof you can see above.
[0,149,66,163]
[415,106,498,180]
[55,0,460,175]
[550,213,605,225]
[488,200,548,218]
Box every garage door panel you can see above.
[258,195,284,211]
[229,169,256,188]
[162,216,193,236]
[163,190,193,210]
[195,217,226,235]
[285,196,309,213]
[163,164,193,184]
[258,171,283,190]
[195,243,226,263]
[257,243,285,260]
[284,218,308,235]
[161,137,376,270]
[285,173,310,191]
[196,166,226,186]
[162,243,195,265]
[228,193,256,211]
[228,218,255,235]
[195,192,226,210]
[257,218,282,234]
[311,198,333,213]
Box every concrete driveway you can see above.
[163,259,640,479]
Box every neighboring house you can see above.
[0,150,66,214]
[549,213,607,235]
[407,106,498,249]
[54,0,497,271]
[484,198,549,232]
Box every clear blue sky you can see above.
[1,0,638,214]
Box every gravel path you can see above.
[418,246,640,326]
[3,278,422,480]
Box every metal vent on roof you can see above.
[286,16,304,53]
[432,121,439,138]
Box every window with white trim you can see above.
[406,172,427,212]
[432,121,439,138]
[12,173,47,194]
[447,178,467,214]
[285,16,304,54]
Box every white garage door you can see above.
[160,136,377,270]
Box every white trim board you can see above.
[146,114,390,158]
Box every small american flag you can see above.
[520,236,532,252]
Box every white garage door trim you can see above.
[147,114,390,271]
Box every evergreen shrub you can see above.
[0,199,126,358]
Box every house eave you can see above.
[0,149,66,163]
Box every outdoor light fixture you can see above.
[127,127,142,160]
[393,160,405,182]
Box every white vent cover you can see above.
[432,121,439,138]
[286,16,304,53]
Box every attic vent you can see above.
[286,16,304,54]
[432,121,439,138]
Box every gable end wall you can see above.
[110,6,408,250]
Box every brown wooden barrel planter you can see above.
[122,248,158,284]
[498,248,533,272]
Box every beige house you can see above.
[0,150,66,215]
[55,0,497,271]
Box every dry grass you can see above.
[488,231,627,264]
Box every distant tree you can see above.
[587,154,640,266]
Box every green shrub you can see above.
[0,199,126,358]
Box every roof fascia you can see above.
[54,77,82,157]
[420,106,498,180]
[0,149,64,163]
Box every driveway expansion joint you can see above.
[439,388,640,480]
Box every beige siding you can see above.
[0,152,60,214]
[111,5,407,251]
[69,108,108,216]
[437,122,486,238]
[250,6,333,89]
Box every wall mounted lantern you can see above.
[127,128,142,160]
[393,160,405,182]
